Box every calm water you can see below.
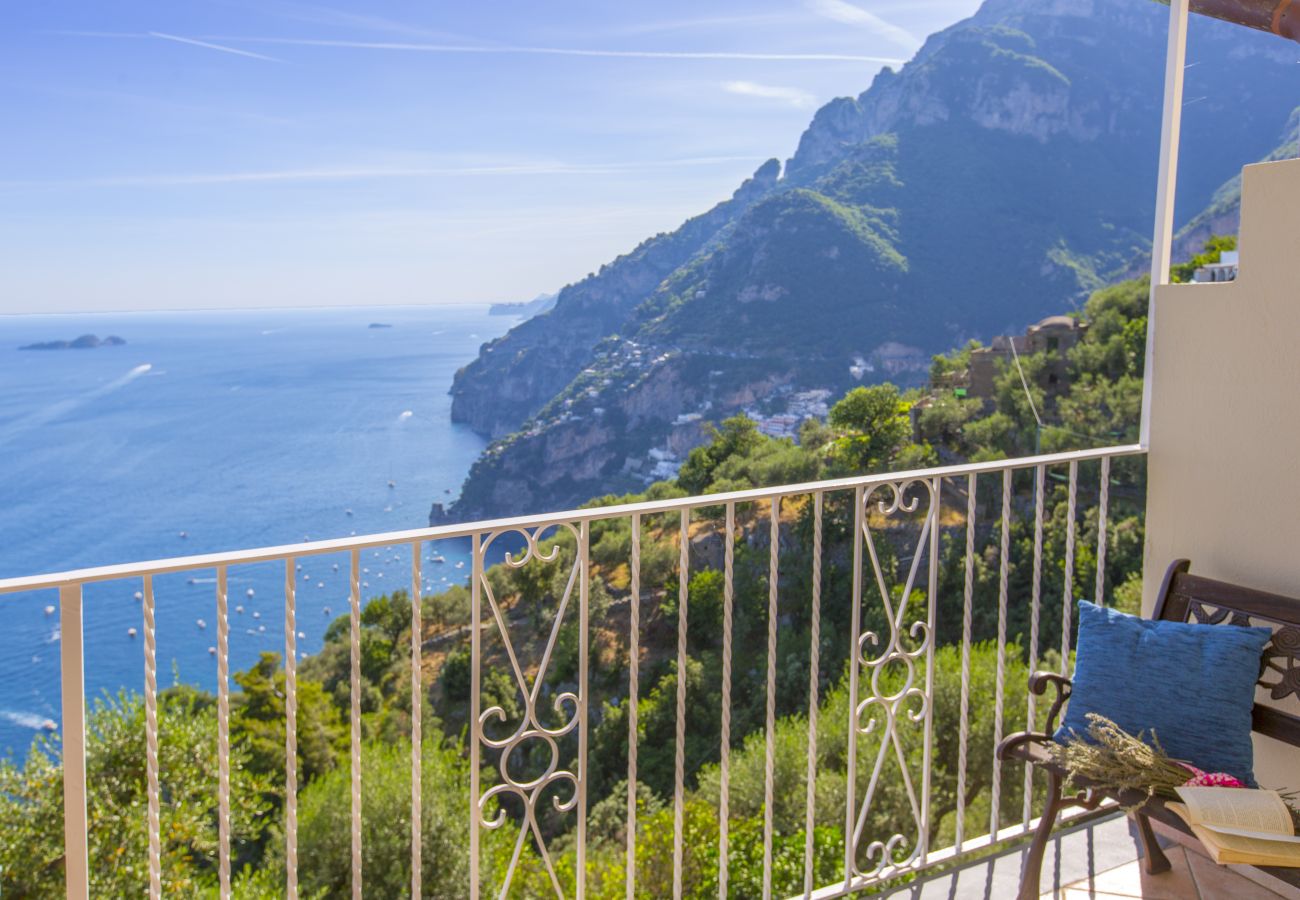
[0,306,508,756]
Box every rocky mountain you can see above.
[437,0,1300,523]
[489,291,558,318]
[1173,107,1300,261]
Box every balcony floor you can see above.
[879,813,1300,900]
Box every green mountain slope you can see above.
[438,0,1300,522]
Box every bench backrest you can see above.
[1152,559,1300,748]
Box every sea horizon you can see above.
[0,304,512,756]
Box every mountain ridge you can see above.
[438,0,1300,523]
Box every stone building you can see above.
[966,314,1086,401]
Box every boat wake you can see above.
[0,709,54,731]
[0,363,153,447]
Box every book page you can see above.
[1190,824,1300,866]
[1175,787,1294,837]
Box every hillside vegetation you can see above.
[0,260,1185,895]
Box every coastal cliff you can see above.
[449,160,782,438]
[436,0,1300,523]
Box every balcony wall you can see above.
[1144,155,1300,790]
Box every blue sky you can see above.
[0,1,982,313]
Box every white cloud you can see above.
[803,0,920,50]
[722,80,817,108]
[194,35,906,64]
[61,29,906,64]
[0,156,768,190]
[148,32,282,62]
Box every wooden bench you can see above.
[997,559,1300,900]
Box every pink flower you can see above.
[1183,771,1245,788]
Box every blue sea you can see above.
[0,306,509,756]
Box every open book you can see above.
[1167,787,1300,868]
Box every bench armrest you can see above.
[1028,671,1073,735]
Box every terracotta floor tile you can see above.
[1048,848,1203,900]
[1058,889,1149,900]
[1183,848,1288,899]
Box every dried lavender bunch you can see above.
[1049,713,1199,811]
[1051,713,1300,829]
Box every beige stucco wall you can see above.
[1143,156,1300,789]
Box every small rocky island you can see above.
[19,334,126,351]
[367,323,393,329]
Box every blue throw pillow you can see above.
[1055,600,1272,785]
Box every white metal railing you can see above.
[0,444,1144,899]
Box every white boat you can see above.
[235,605,244,614]
[253,611,260,619]
[246,588,255,598]
[44,605,54,616]
[387,480,396,489]
[345,509,354,517]
[208,646,216,655]
[42,719,57,731]
[133,591,143,601]
[196,619,206,629]
[127,628,137,638]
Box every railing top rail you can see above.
[0,444,1144,595]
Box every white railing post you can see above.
[1141,0,1190,447]
[59,584,89,900]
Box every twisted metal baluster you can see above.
[216,567,231,899]
[803,492,823,897]
[1095,457,1111,607]
[844,486,864,887]
[990,469,1011,840]
[143,576,161,900]
[1062,461,1078,675]
[955,473,976,852]
[672,509,690,899]
[411,542,423,899]
[762,497,780,900]
[469,534,482,900]
[350,548,362,899]
[718,503,735,898]
[577,521,590,900]
[1023,465,1045,828]
[285,560,299,898]
[626,514,641,900]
